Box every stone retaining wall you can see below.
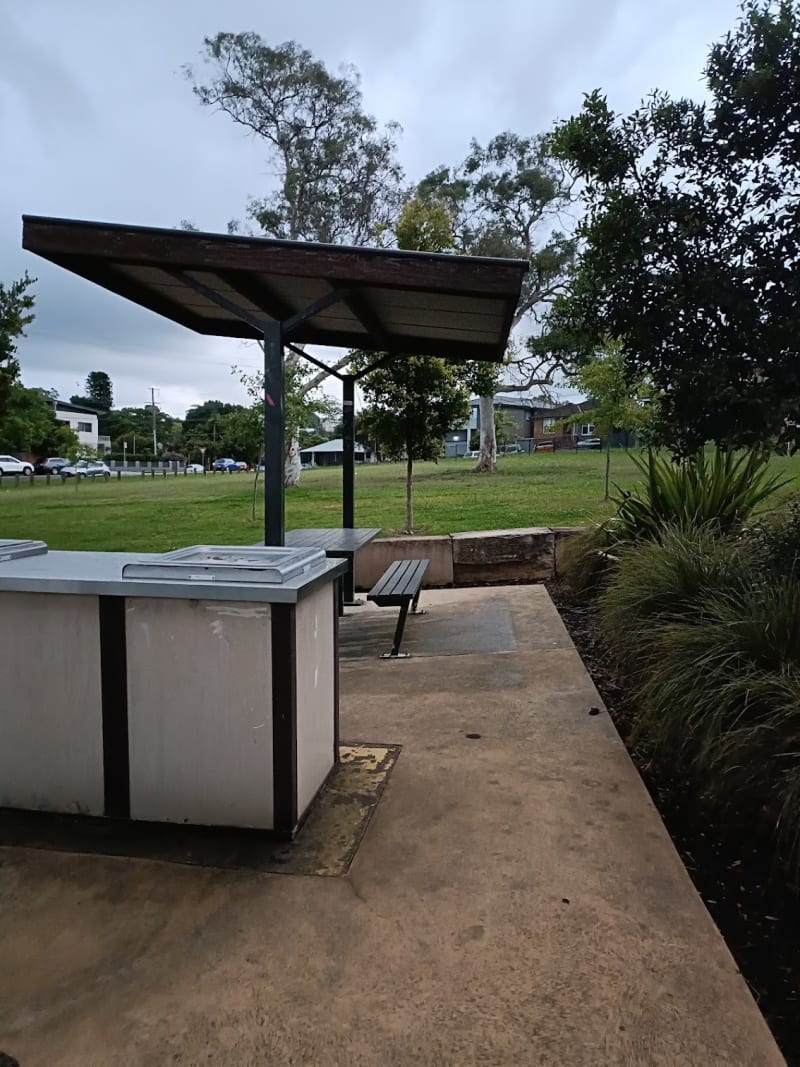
[354,527,584,589]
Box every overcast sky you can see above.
[1,0,742,417]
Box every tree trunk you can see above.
[604,442,611,501]
[475,394,497,472]
[405,451,414,533]
[284,431,301,487]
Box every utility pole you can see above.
[150,387,158,455]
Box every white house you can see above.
[55,401,99,452]
[298,439,372,467]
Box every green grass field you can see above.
[1,450,798,552]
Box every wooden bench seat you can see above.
[367,559,429,658]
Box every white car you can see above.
[0,454,33,476]
[61,460,111,480]
[185,463,204,474]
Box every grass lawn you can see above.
[1,450,798,553]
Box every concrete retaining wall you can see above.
[354,535,454,589]
[354,526,586,589]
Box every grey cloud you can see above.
[2,0,742,416]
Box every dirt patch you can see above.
[548,579,800,1066]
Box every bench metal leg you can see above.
[411,587,426,615]
[381,598,412,659]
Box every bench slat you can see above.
[368,559,428,603]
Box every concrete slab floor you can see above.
[0,586,784,1066]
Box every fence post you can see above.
[45,473,50,486]
[14,474,19,488]
[117,470,121,480]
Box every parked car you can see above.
[213,457,239,472]
[0,454,33,476]
[500,444,523,454]
[533,440,554,453]
[61,460,111,480]
[576,437,602,450]
[462,450,480,459]
[184,463,204,474]
[235,461,249,471]
[33,456,70,475]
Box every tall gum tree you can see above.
[418,133,576,470]
[185,34,405,485]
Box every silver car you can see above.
[61,460,112,480]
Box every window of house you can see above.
[581,423,595,436]
[77,421,92,433]
[542,418,556,433]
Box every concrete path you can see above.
[0,586,784,1066]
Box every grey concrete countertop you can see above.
[0,550,347,604]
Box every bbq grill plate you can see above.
[121,545,327,584]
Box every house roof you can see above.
[299,438,368,454]
[22,215,529,363]
[533,399,600,419]
[55,401,101,416]
[469,393,546,410]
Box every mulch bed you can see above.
[548,579,800,1065]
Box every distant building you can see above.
[446,394,604,455]
[54,401,99,451]
[446,394,553,456]
[298,438,373,467]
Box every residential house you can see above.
[530,399,601,448]
[447,394,605,455]
[298,438,372,467]
[54,401,100,452]
[445,394,548,457]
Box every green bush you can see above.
[743,495,800,579]
[557,523,614,595]
[595,518,800,871]
[609,448,787,543]
[598,525,748,675]
[629,575,800,867]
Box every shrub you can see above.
[597,525,748,675]
[557,523,613,595]
[743,495,800,580]
[630,577,800,866]
[609,447,787,543]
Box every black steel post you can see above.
[263,321,285,546]
[342,374,355,529]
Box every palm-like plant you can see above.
[610,448,787,543]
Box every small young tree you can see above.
[570,345,655,499]
[355,358,469,532]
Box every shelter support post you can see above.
[263,321,285,546]
[341,374,361,606]
[342,374,355,530]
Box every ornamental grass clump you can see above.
[622,566,800,869]
[597,525,749,676]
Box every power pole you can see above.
[151,387,158,455]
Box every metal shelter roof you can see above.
[22,216,528,361]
